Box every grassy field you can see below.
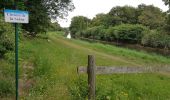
[1,31,170,100]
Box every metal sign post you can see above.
[15,23,19,100]
[4,9,29,100]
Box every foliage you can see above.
[0,0,74,34]
[77,24,148,44]
[70,74,170,100]
[0,15,14,57]
[109,6,139,25]
[22,0,50,35]
[69,16,91,36]
[138,4,165,29]
[107,5,165,29]
[19,32,170,99]
[48,22,63,31]
[141,30,170,49]
[70,4,168,49]
[42,0,75,20]
[162,0,170,9]
[4,51,15,64]
[0,78,14,97]
[91,13,113,27]
[0,0,25,10]
[69,78,88,100]
[162,0,170,33]
[81,26,106,40]
[0,15,14,98]
[0,59,15,98]
[163,14,170,33]
[107,24,148,43]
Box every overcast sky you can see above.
[58,0,169,27]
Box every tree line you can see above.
[70,3,170,50]
[0,0,74,57]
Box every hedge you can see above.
[77,24,148,44]
[141,30,170,49]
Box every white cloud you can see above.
[58,0,169,27]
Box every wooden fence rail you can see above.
[78,66,170,74]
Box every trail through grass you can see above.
[18,32,170,100]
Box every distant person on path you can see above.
[67,32,71,39]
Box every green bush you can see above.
[81,26,107,40]
[48,22,63,32]
[69,16,91,36]
[141,30,170,49]
[106,26,117,41]
[79,24,148,44]
[0,15,14,57]
[107,24,148,43]
[4,51,15,64]
[81,29,92,38]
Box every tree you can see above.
[22,0,50,35]
[23,0,74,35]
[108,6,138,25]
[43,0,75,20]
[138,4,165,29]
[0,0,74,34]
[163,14,170,33]
[91,13,112,27]
[69,16,91,36]
[162,0,170,9]
[48,22,63,31]
[162,0,170,33]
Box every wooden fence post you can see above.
[88,55,96,100]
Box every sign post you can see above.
[15,23,19,100]
[4,9,29,100]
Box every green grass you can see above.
[69,38,170,65]
[1,31,170,99]
[0,59,15,99]
[71,73,170,100]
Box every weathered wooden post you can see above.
[87,55,96,100]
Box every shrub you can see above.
[106,27,117,41]
[81,26,107,40]
[4,51,15,64]
[80,24,148,44]
[82,28,92,38]
[0,15,14,57]
[107,24,148,43]
[141,30,170,49]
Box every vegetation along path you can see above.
[20,32,170,100]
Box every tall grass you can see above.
[3,31,169,99]
[0,59,15,98]
[70,74,170,100]
[69,38,170,65]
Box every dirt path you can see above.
[51,36,142,66]
[19,61,35,99]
